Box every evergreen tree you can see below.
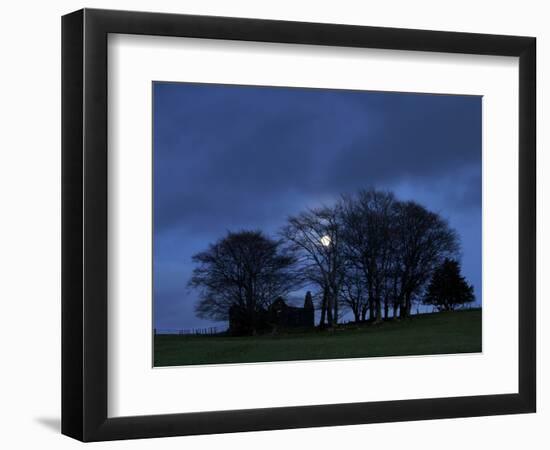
[423,258,475,311]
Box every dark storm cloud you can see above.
[327,95,481,191]
[153,82,482,329]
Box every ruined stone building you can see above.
[228,291,315,335]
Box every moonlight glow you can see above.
[320,235,331,247]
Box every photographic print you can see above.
[153,82,482,367]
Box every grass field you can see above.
[154,309,481,367]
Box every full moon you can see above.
[320,235,331,247]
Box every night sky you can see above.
[153,82,482,331]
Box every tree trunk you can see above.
[361,305,368,322]
[333,292,338,326]
[401,292,412,318]
[368,295,375,322]
[245,291,256,334]
[320,289,327,328]
[375,297,382,323]
[353,306,360,323]
[399,293,408,318]
[326,291,334,327]
[406,296,412,316]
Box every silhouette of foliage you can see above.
[188,189,471,330]
[189,231,301,332]
[423,258,475,311]
[340,190,396,323]
[280,206,346,327]
[339,189,459,321]
[390,200,460,317]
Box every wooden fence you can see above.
[154,327,219,336]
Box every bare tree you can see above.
[189,230,300,332]
[340,191,459,321]
[340,189,396,323]
[340,264,369,322]
[190,191,462,334]
[280,206,345,327]
[392,201,459,318]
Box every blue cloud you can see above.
[153,82,482,329]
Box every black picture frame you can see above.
[61,8,536,442]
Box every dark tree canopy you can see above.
[340,264,369,322]
[188,189,471,331]
[189,230,300,326]
[339,190,459,320]
[423,258,475,311]
[340,190,396,322]
[391,200,460,317]
[280,206,346,327]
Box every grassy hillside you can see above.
[154,309,481,367]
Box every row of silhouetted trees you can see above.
[189,188,475,333]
